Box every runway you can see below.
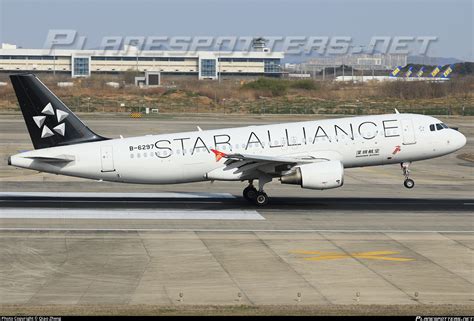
[1,193,473,306]
[0,114,473,309]
[1,192,473,232]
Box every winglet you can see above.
[210,149,227,162]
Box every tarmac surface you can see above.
[0,114,473,310]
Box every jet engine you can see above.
[280,160,344,190]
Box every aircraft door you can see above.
[100,145,115,172]
[401,119,416,145]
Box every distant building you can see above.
[334,75,449,83]
[302,53,408,71]
[0,43,284,80]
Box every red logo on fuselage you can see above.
[211,149,227,162]
[392,145,401,155]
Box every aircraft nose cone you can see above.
[452,130,467,150]
[458,131,467,148]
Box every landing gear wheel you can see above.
[401,162,415,189]
[243,186,257,201]
[254,192,269,206]
[404,178,415,189]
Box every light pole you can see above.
[342,55,345,80]
[348,45,365,82]
[217,41,222,83]
[353,45,365,82]
[360,45,366,82]
[134,42,139,72]
[348,45,356,82]
[51,40,58,77]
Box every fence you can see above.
[3,97,474,116]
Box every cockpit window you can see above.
[430,123,449,131]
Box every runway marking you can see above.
[0,228,472,233]
[0,208,264,220]
[0,192,236,199]
[291,250,415,262]
[2,200,224,205]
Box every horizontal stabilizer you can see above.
[24,155,75,163]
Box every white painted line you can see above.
[3,200,223,205]
[0,208,264,220]
[0,192,236,199]
[0,228,472,233]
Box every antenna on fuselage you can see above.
[394,108,400,114]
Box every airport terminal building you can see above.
[0,44,284,80]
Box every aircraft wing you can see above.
[208,149,327,180]
[221,153,314,164]
[211,149,317,164]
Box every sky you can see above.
[0,0,472,61]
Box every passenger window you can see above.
[429,124,435,131]
[436,123,443,130]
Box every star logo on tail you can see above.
[32,102,69,138]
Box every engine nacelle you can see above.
[280,161,344,190]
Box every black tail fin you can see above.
[10,73,107,149]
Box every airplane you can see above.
[404,66,414,78]
[440,64,454,78]
[416,66,425,78]
[431,65,442,77]
[389,66,402,77]
[8,74,467,206]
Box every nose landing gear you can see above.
[404,178,415,189]
[401,162,415,189]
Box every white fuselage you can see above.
[9,113,467,185]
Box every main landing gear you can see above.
[243,175,272,206]
[243,183,257,201]
[401,162,415,189]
